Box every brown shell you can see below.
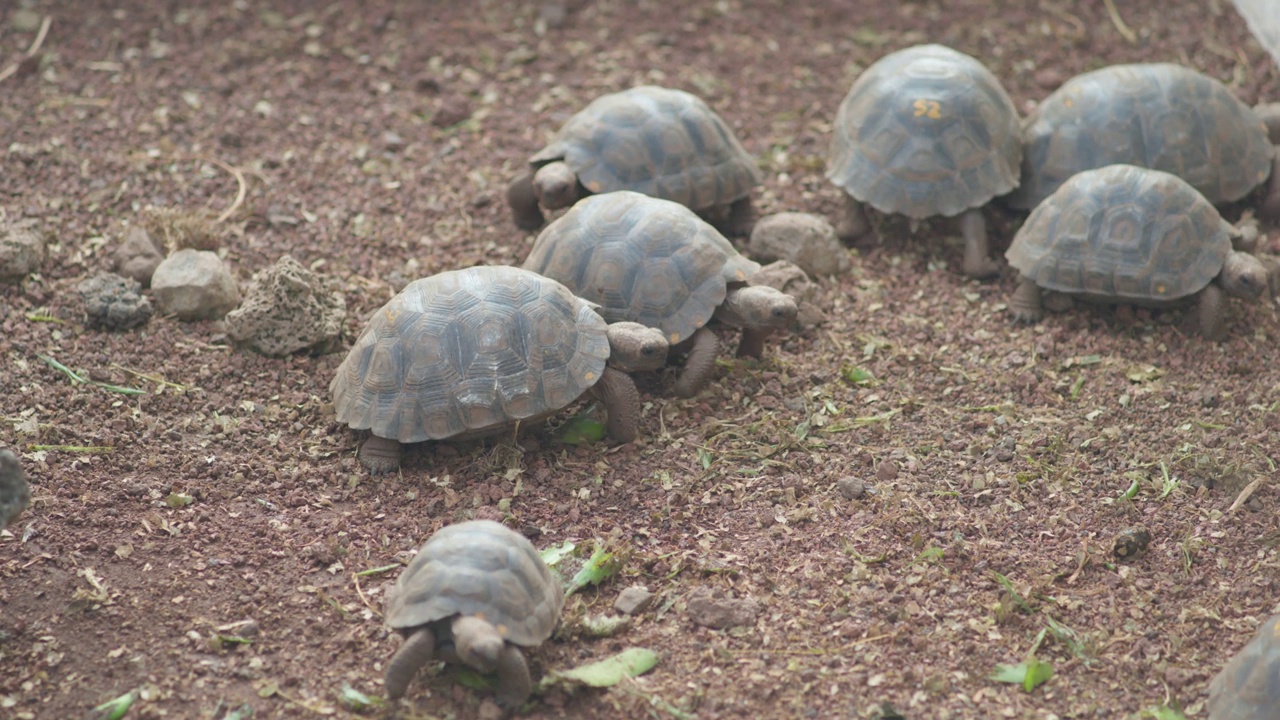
[1006,164,1232,301]
[826,44,1022,219]
[1007,63,1275,210]
[385,520,564,646]
[522,191,759,345]
[529,85,761,211]
[329,266,609,443]
[1208,613,1280,720]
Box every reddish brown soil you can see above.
[3,1,1280,719]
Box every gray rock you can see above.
[614,585,655,616]
[113,225,166,287]
[77,272,154,331]
[0,218,46,283]
[0,448,30,530]
[747,212,850,277]
[837,477,867,500]
[152,249,241,321]
[224,256,346,356]
[750,260,825,330]
[685,586,758,630]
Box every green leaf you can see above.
[222,704,253,720]
[540,540,576,568]
[566,546,623,596]
[1117,479,1140,501]
[580,614,631,638]
[93,690,137,720]
[558,416,606,445]
[454,668,497,690]
[165,492,195,509]
[840,364,876,386]
[697,448,713,470]
[990,660,1053,692]
[1139,701,1187,719]
[549,648,659,687]
[1125,364,1165,383]
[337,684,380,711]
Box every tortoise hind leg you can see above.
[835,194,874,244]
[1197,284,1228,341]
[359,436,402,475]
[958,208,1001,279]
[492,645,533,709]
[507,170,546,230]
[1008,278,1044,322]
[675,327,720,398]
[1257,155,1280,226]
[385,628,437,700]
[590,367,641,444]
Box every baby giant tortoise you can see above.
[0,449,30,530]
[827,44,1022,278]
[1208,613,1280,720]
[507,85,762,234]
[1006,164,1269,340]
[1007,63,1280,223]
[330,266,668,474]
[522,191,797,398]
[384,520,564,707]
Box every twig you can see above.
[352,573,384,620]
[194,156,248,224]
[109,363,187,391]
[1102,0,1138,43]
[1226,477,1265,514]
[0,15,53,83]
[728,632,896,655]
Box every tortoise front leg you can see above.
[1197,283,1227,341]
[1257,155,1280,226]
[507,170,546,231]
[1008,277,1044,322]
[359,436,402,475]
[736,328,769,359]
[835,194,874,244]
[674,327,720,398]
[724,196,756,237]
[385,628,437,700]
[492,645,534,710]
[590,366,641,443]
[958,208,1001,279]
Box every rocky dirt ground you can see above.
[3,1,1280,718]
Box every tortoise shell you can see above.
[529,85,761,211]
[827,44,1022,219]
[521,191,759,345]
[1208,613,1280,720]
[385,520,564,646]
[1006,164,1233,301]
[1007,63,1275,210]
[329,266,610,443]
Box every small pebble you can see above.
[836,477,866,500]
[614,585,654,616]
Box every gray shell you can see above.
[522,191,759,345]
[529,85,761,211]
[329,266,609,443]
[1006,164,1232,301]
[827,44,1022,219]
[1208,613,1280,720]
[1007,63,1275,210]
[385,520,564,646]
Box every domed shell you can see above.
[529,85,761,211]
[1209,613,1280,720]
[1006,164,1233,301]
[522,191,759,345]
[1007,63,1275,210]
[386,520,564,646]
[827,44,1022,219]
[329,266,610,443]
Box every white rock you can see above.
[747,212,850,277]
[224,256,346,357]
[152,249,241,320]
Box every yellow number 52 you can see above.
[912,99,942,119]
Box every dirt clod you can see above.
[614,585,655,616]
[686,587,759,630]
[76,272,153,331]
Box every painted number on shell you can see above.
[912,99,943,119]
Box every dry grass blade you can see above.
[1102,0,1138,43]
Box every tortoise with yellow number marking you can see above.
[1208,613,1280,720]
[1006,164,1269,340]
[1005,63,1280,223]
[0,448,30,530]
[507,85,762,235]
[827,44,1022,278]
[383,520,565,708]
[330,266,668,474]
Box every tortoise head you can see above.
[605,322,669,373]
[1220,250,1268,300]
[717,285,798,330]
[451,615,504,673]
[531,161,581,210]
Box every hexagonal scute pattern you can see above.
[330,266,609,443]
[827,44,1022,219]
[1008,62,1276,209]
[529,85,761,212]
[1006,165,1232,302]
[523,191,759,344]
